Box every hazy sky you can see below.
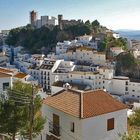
[0,0,140,30]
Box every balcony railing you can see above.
[49,122,61,137]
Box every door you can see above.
[53,114,60,136]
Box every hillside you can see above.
[6,20,102,54]
[116,52,140,79]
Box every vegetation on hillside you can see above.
[6,19,113,54]
[6,21,95,53]
[115,52,140,78]
[98,36,128,52]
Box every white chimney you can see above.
[63,83,72,90]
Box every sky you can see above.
[0,0,140,31]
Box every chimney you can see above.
[63,83,71,91]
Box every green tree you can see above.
[85,20,91,28]
[0,81,46,140]
[92,20,100,27]
[121,109,140,140]
[129,109,140,128]
[116,52,136,69]
[56,31,71,42]
[5,23,92,54]
[122,132,140,140]
[0,94,28,140]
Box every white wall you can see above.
[0,76,12,99]
[110,79,128,95]
[42,105,82,140]
[125,81,140,99]
[41,105,127,140]
[81,109,127,140]
[51,86,64,95]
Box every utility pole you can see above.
[29,85,34,140]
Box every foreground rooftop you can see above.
[44,89,127,119]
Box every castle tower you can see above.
[58,14,63,30]
[30,10,37,26]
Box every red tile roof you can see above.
[83,90,127,118]
[43,90,127,119]
[0,72,12,78]
[14,73,27,79]
[0,68,14,74]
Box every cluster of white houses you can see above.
[1,34,140,139]
[1,35,140,100]
[0,62,128,140]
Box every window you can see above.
[132,90,135,92]
[125,87,128,91]
[3,82,9,91]
[126,81,128,85]
[107,118,114,131]
[70,122,75,132]
[125,92,129,95]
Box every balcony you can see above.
[49,122,61,137]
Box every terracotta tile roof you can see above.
[83,90,127,118]
[0,72,12,78]
[43,90,127,119]
[44,90,81,118]
[0,68,14,74]
[14,73,27,79]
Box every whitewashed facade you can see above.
[41,90,127,140]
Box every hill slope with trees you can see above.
[5,20,109,54]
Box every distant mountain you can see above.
[116,30,140,41]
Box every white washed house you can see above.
[42,89,127,140]
[0,72,12,100]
